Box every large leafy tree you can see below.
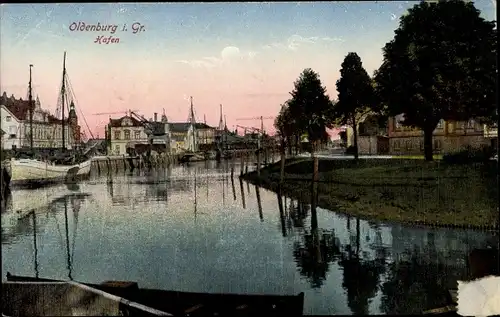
[334,52,377,160]
[288,68,333,151]
[374,0,497,161]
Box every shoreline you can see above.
[240,158,499,231]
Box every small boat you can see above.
[4,273,305,317]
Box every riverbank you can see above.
[241,158,499,230]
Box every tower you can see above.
[68,101,81,145]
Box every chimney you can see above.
[154,112,158,122]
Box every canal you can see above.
[1,160,498,315]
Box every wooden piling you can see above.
[240,153,244,176]
[256,149,261,177]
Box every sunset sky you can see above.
[0,2,496,138]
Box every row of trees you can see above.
[274,0,497,161]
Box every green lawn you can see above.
[242,158,498,229]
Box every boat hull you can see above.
[5,274,304,316]
[76,159,92,176]
[6,159,80,188]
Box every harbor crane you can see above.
[235,116,275,136]
[92,110,139,116]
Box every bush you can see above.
[442,146,495,164]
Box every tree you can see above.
[334,52,377,160]
[374,0,497,161]
[274,101,301,155]
[288,68,333,151]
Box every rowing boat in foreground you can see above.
[4,273,304,316]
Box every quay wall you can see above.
[90,153,180,174]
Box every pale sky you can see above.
[0,2,496,137]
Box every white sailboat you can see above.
[6,54,91,187]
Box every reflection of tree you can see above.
[292,228,340,288]
[339,218,386,315]
[380,247,466,314]
[287,199,309,230]
[291,186,340,289]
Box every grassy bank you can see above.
[242,158,499,230]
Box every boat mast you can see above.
[29,64,34,151]
[61,52,66,152]
[63,198,73,280]
[190,96,196,152]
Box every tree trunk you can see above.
[287,137,293,156]
[423,126,434,161]
[295,135,300,155]
[280,141,286,184]
[352,113,359,160]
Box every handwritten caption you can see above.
[68,22,146,44]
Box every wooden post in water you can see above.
[277,189,287,237]
[256,149,261,177]
[240,152,245,176]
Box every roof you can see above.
[169,122,214,133]
[109,116,143,127]
[1,92,63,123]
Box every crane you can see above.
[235,116,275,136]
[235,125,261,136]
[129,110,166,137]
[92,110,139,116]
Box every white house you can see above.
[0,104,23,150]
[1,93,80,150]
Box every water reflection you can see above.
[1,162,497,315]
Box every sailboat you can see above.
[5,54,92,187]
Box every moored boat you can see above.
[5,158,80,188]
[5,273,305,317]
[7,55,92,188]
[76,158,92,176]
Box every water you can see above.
[1,161,497,315]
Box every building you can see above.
[339,113,389,155]
[107,115,149,155]
[1,104,22,150]
[483,124,498,150]
[0,92,80,150]
[107,112,173,156]
[387,115,488,155]
[169,123,216,153]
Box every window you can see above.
[467,119,475,129]
[134,131,141,140]
[6,116,11,122]
[393,140,400,151]
[115,145,120,154]
[114,131,121,140]
[9,126,16,134]
[405,140,412,150]
[124,129,131,140]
